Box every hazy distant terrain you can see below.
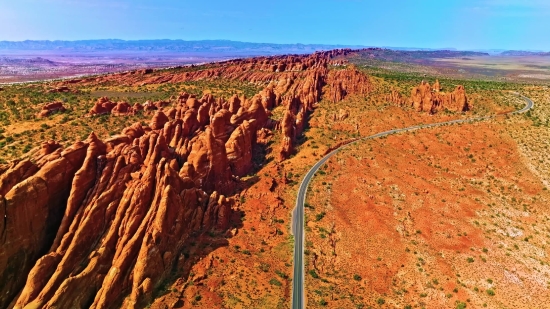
[2,40,550,83]
[347,49,550,82]
[0,39,365,52]
[0,39,369,83]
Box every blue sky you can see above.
[0,0,548,50]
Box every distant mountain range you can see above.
[499,50,550,56]
[0,40,548,57]
[0,39,367,54]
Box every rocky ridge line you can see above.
[0,50,372,309]
[387,80,471,114]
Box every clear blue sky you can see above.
[0,0,548,50]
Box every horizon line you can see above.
[0,39,547,53]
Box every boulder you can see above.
[89,97,116,116]
[37,102,66,118]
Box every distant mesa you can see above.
[499,50,550,56]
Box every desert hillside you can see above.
[0,49,547,309]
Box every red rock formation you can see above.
[225,120,255,176]
[260,85,277,110]
[327,66,371,103]
[410,81,432,112]
[37,102,66,118]
[89,97,116,116]
[122,122,146,139]
[433,79,441,92]
[407,81,470,114]
[132,102,144,113]
[228,94,241,114]
[111,101,134,116]
[154,100,171,109]
[187,128,234,194]
[453,85,471,111]
[211,109,234,142]
[143,100,157,111]
[2,49,379,308]
[0,160,39,196]
[150,111,169,130]
[59,49,356,88]
[39,140,61,156]
[278,110,295,161]
[386,90,406,106]
[0,139,90,307]
[3,109,242,308]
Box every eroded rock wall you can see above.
[409,81,471,113]
[1,49,374,308]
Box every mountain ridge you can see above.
[0,39,366,52]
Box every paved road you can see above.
[290,93,533,309]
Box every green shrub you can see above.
[269,278,282,287]
[308,269,319,279]
[259,263,270,272]
[275,270,288,279]
[315,212,326,221]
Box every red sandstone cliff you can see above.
[409,81,471,114]
[0,49,374,308]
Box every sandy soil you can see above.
[304,116,550,308]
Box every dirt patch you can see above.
[90,90,163,98]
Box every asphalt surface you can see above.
[290,93,534,309]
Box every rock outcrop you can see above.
[111,101,135,116]
[37,102,66,118]
[1,49,377,308]
[327,67,371,103]
[0,138,90,307]
[386,90,406,106]
[226,120,255,176]
[433,79,441,92]
[89,97,116,116]
[408,81,471,113]
[278,110,295,161]
[1,86,278,308]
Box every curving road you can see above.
[290,93,534,309]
